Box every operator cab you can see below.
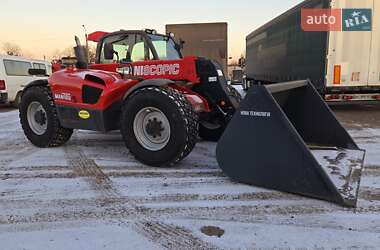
[96,29,183,64]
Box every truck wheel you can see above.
[199,122,225,142]
[121,87,198,167]
[19,86,73,147]
[199,85,242,142]
[12,91,22,108]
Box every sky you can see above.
[0,0,303,60]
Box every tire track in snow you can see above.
[0,192,301,211]
[359,187,380,201]
[64,146,120,198]
[0,118,217,248]
[363,165,380,177]
[0,147,39,169]
[63,144,216,249]
[1,202,379,233]
[133,221,216,250]
[0,170,224,180]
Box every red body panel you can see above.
[88,31,109,43]
[49,68,139,110]
[90,56,200,84]
[49,56,208,113]
[52,63,62,73]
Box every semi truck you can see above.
[245,0,380,103]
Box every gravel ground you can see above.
[0,105,379,250]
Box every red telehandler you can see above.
[19,29,365,207]
[20,30,240,166]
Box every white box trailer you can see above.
[246,0,380,103]
[326,0,380,100]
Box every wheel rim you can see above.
[27,101,48,135]
[133,107,171,151]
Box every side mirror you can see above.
[28,68,47,76]
[120,51,131,64]
[174,39,185,53]
[104,43,115,60]
[179,39,185,49]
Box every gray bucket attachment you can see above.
[217,80,365,207]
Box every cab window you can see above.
[148,34,181,60]
[100,34,152,64]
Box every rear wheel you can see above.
[121,87,198,167]
[199,85,242,142]
[199,122,225,142]
[19,86,73,147]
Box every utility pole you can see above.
[82,25,89,63]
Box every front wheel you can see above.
[19,86,73,147]
[121,87,198,167]
[199,85,242,142]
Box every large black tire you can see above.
[199,85,242,142]
[199,123,225,142]
[121,87,198,167]
[19,86,73,147]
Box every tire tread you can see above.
[122,86,198,166]
[20,86,73,147]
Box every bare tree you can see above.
[2,42,22,56]
[51,49,63,60]
[50,47,75,60]
[61,47,75,57]
[50,45,96,63]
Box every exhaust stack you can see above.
[74,36,88,69]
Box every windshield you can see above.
[148,34,181,60]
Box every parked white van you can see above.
[0,55,51,107]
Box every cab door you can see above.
[90,33,152,72]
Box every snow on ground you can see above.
[0,109,379,249]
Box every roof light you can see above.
[145,29,157,35]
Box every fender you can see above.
[123,78,174,100]
[22,79,49,95]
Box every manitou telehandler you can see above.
[20,29,365,207]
